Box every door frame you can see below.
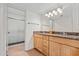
[6,6,26,56]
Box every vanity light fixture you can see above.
[44,7,63,18]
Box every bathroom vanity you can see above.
[33,31,79,56]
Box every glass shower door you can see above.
[8,18,25,44]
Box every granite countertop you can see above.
[35,33,79,40]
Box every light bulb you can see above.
[45,14,48,16]
[47,15,50,18]
[52,10,58,15]
[45,13,50,17]
[49,12,53,17]
[57,8,63,14]
[51,13,53,17]
[49,12,51,15]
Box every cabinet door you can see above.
[37,37,43,52]
[61,45,71,56]
[42,40,48,55]
[70,47,79,56]
[34,37,38,49]
[49,41,61,56]
[61,45,79,56]
[34,35,43,52]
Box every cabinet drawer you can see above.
[49,36,56,42]
[43,36,49,41]
[43,40,48,47]
[34,34,42,38]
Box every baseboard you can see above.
[34,48,46,56]
[8,41,24,46]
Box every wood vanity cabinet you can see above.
[34,33,79,56]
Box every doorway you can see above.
[7,17,25,56]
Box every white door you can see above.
[8,18,25,44]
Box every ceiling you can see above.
[7,3,71,14]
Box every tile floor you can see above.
[7,43,44,56]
